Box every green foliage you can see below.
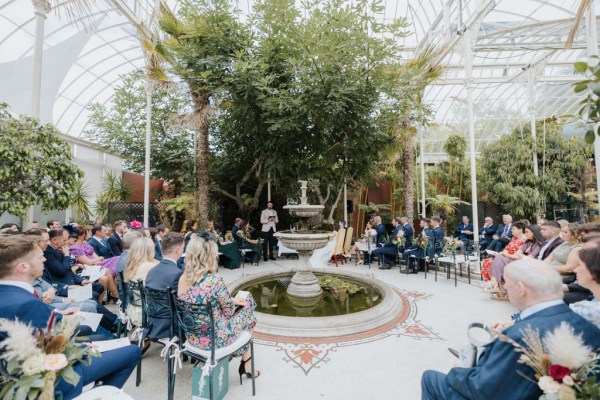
[570,57,600,143]
[0,103,83,219]
[428,134,471,201]
[93,172,133,222]
[85,71,195,195]
[318,275,360,295]
[70,179,92,223]
[479,119,592,219]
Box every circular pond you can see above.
[229,268,403,338]
[240,274,383,317]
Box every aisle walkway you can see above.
[123,259,514,400]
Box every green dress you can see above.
[204,229,242,269]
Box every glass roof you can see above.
[0,0,597,155]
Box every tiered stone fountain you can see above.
[274,181,334,299]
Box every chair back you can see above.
[116,271,128,309]
[126,279,146,327]
[171,291,216,363]
[343,227,354,253]
[332,228,346,256]
[142,286,175,339]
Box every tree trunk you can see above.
[403,130,416,222]
[193,91,211,228]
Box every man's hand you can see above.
[492,235,499,240]
[81,280,91,286]
[41,289,56,304]
[62,246,70,256]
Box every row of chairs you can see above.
[115,273,256,400]
[331,227,354,267]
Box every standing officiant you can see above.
[260,201,278,261]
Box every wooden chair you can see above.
[342,227,353,255]
[331,228,346,267]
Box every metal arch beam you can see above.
[436,75,579,84]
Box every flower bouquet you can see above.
[443,237,464,256]
[417,234,429,250]
[499,322,600,399]
[392,230,406,249]
[0,312,96,400]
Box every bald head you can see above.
[504,259,563,310]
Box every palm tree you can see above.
[426,194,470,234]
[70,179,92,223]
[141,2,248,228]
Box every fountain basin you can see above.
[283,204,325,218]
[274,230,334,252]
[229,268,403,338]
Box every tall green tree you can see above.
[479,119,592,219]
[84,71,194,196]
[0,103,84,219]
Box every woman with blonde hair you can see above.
[178,233,260,382]
[124,237,158,327]
[546,223,582,282]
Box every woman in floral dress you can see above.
[481,222,527,284]
[178,233,260,381]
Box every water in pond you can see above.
[240,274,383,317]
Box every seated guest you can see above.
[124,237,158,327]
[178,233,260,380]
[563,234,598,304]
[486,214,513,252]
[0,236,142,399]
[70,227,119,281]
[116,231,143,274]
[236,220,261,265]
[557,219,569,229]
[421,259,600,400]
[231,218,242,238]
[399,217,414,248]
[108,220,127,257]
[152,224,168,261]
[204,220,241,270]
[374,217,402,270]
[373,216,386,246]
[454,215,474,242]
[181,219,197,253]
[545,223,581,282]
[402,218,433,273]
[44,229,104,302]
[488,224,544,300]
[429,217,444,257]
[537,220,564,261]
[1,223,19,232]
[144,232,185,340]
[569,239,600,328]
[87,224,114,259]
[347,220,377,264]
[478,216,497,252]
[482,221,526,283]
[30,220,40,229]
[46,219,60,230]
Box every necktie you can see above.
[503,225,509,236]
[33,291,41,300]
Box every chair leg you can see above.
[167,347,174,400]
[250,341,256,396]
[136,354,142,386]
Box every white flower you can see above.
[21,353,46,375]
[44,354,67,371]
[0,319,41,361]
[543,322,592,370]
[538,376,561,394]
[562,375,575,386]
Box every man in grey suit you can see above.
[144,232,185,340]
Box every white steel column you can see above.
[464,28,480,246]
[527,68,539,177]
[267,172,271,201]
[588,0,600,212]
[343,179,348,224]
[419,126,427,218]
[27,0,50,229]
[143,81,152,227]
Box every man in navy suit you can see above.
[87,224,114,259]
[231,218,242,238]
[454,215,474,242]
[421,259,600,399]
[373,216,387,247]
[144,232,185,340]
[154,224,168,261]
[403,218,433,273]
[538,221,564,261]
[374,217,402,270]
[0,234,142,399]
[44,229,104,301]
[400,217,414,249]
[107,220,127,256]
[487,214,513,252]
[478,216,497,252]
[429,216,445,259]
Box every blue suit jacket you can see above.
[375,224,387,246]
[87,237,114,259]
[107,233,123,257]
[0,285,54,331]
[402,224,414,248]
[383,226,402,247]
[43,246,84,286]
[445,303,600,399]
[494,224,513,241]
[154,238,162,261]
[479,224,497,241]
[144,259,183,339]
[455,223,474,241]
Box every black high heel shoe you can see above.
[238,357,260,384]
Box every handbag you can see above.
[454,323,495,368]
